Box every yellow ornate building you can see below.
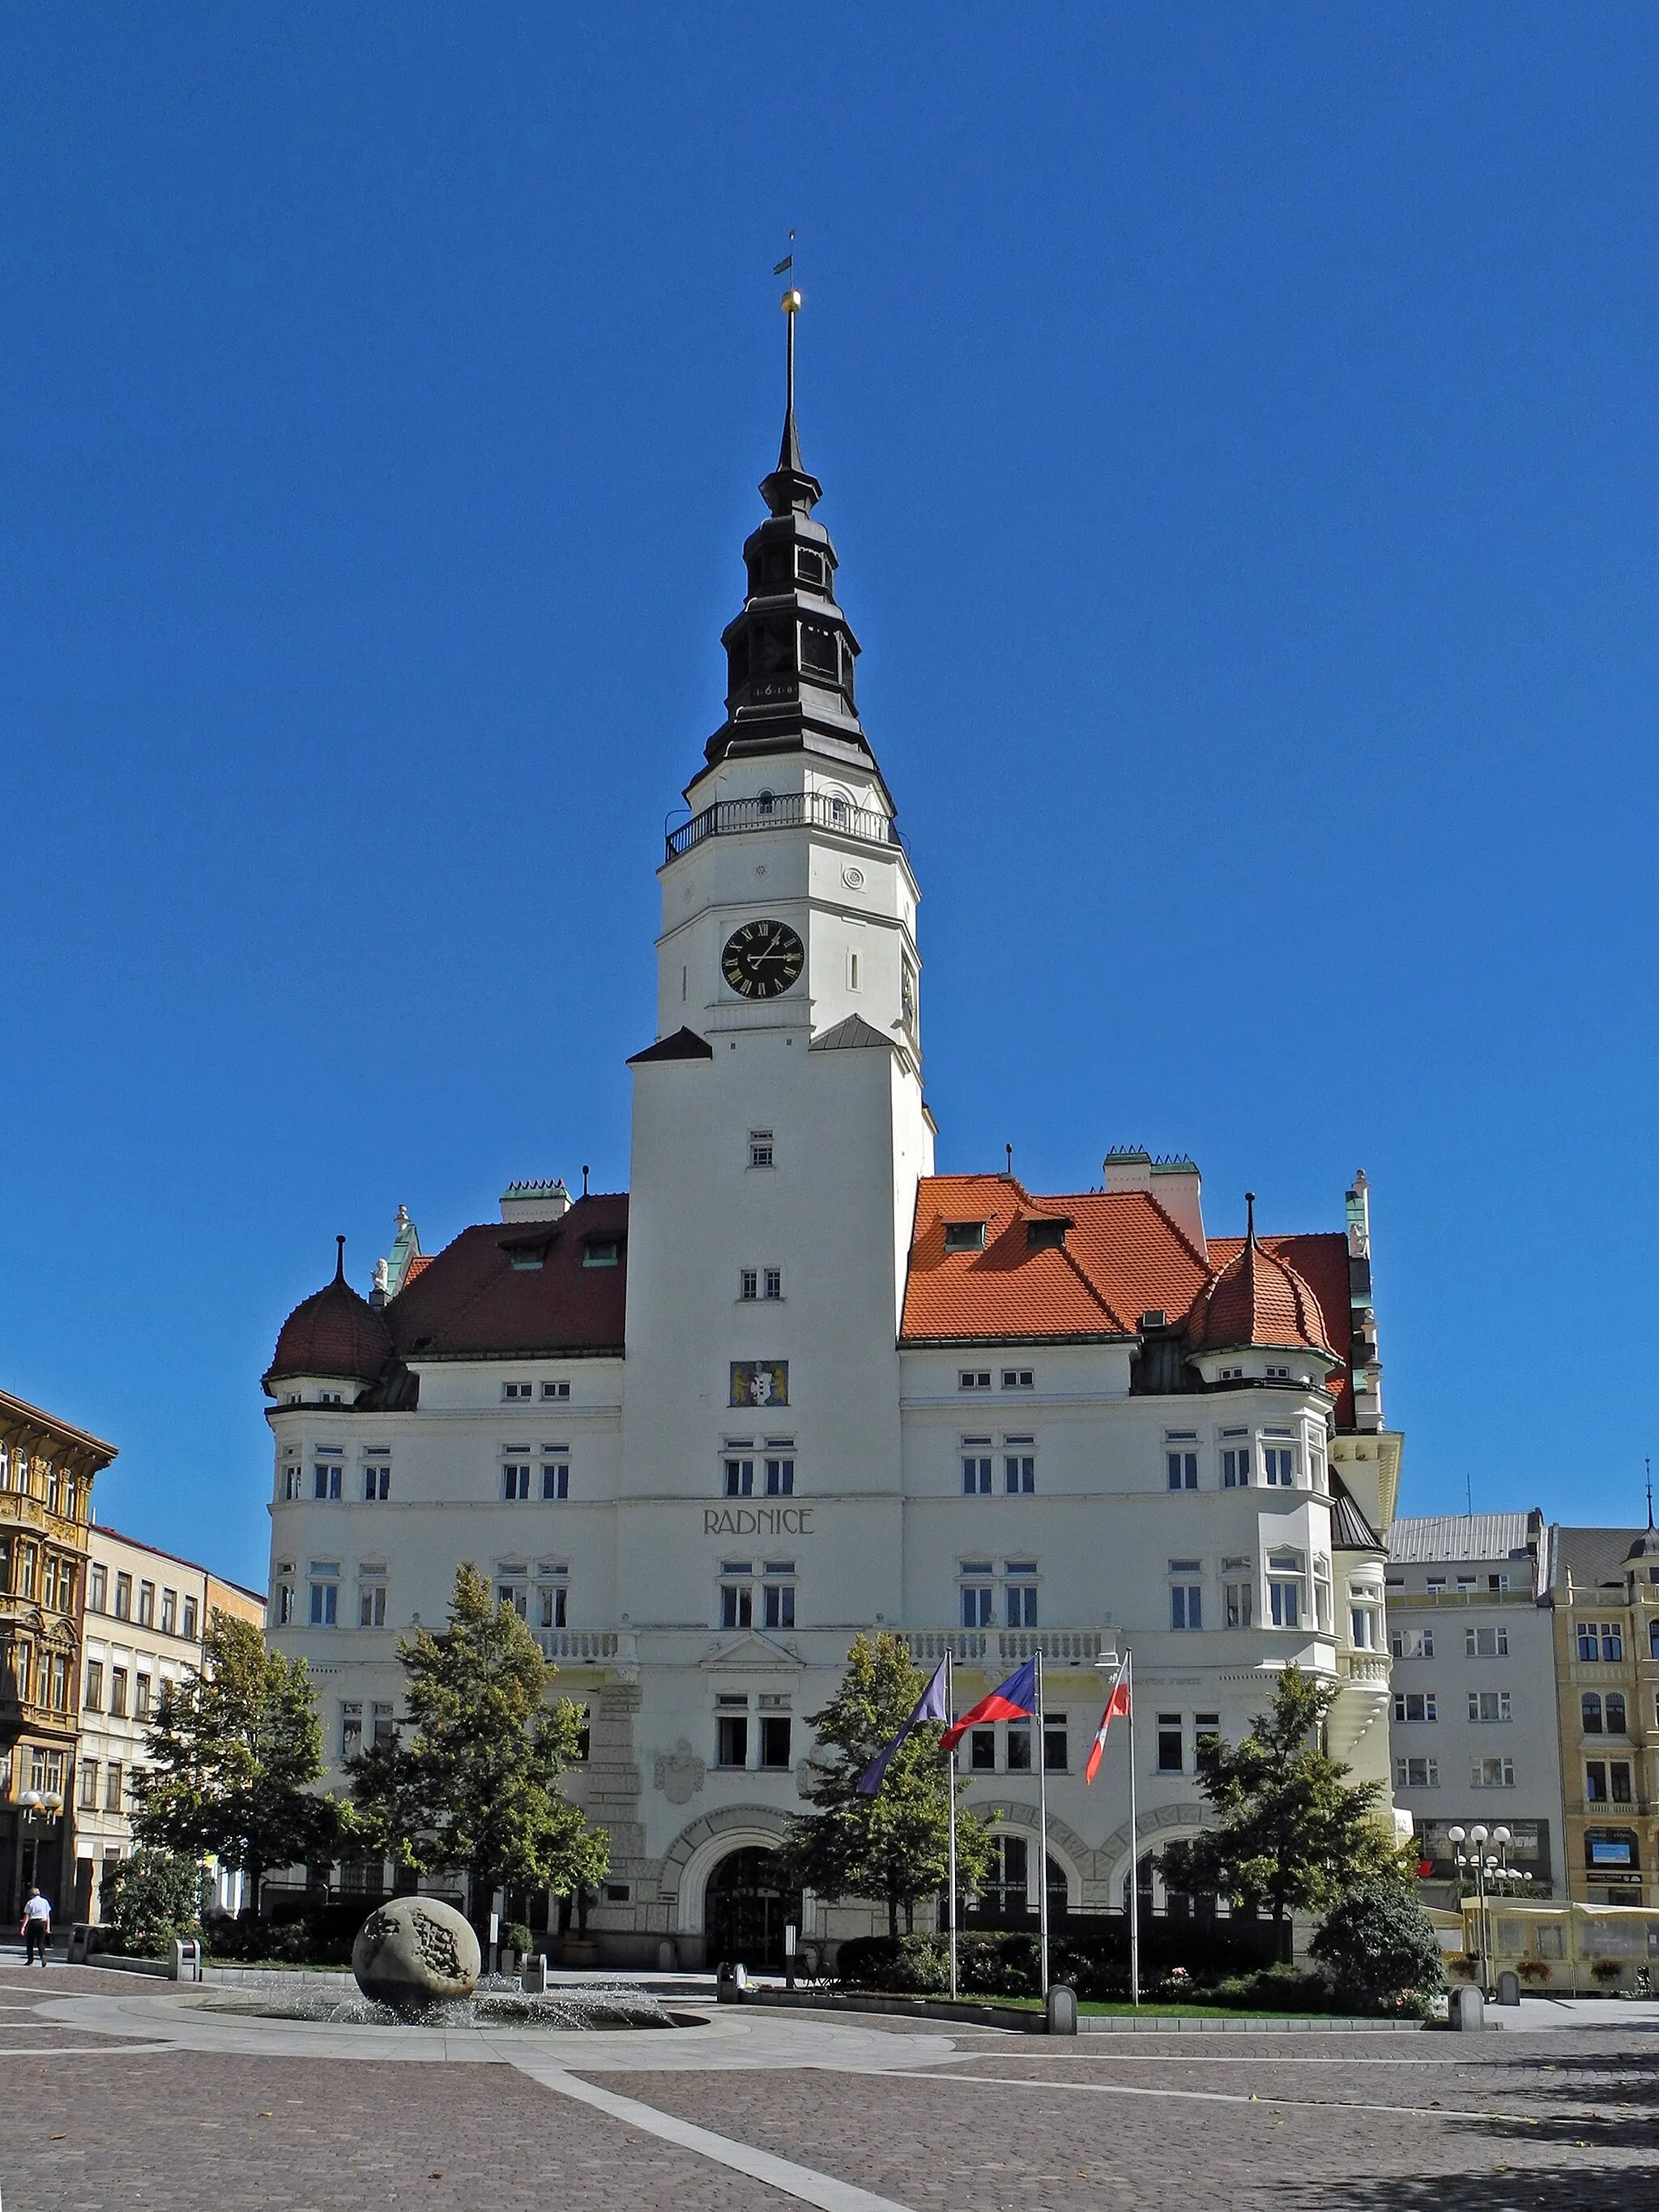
[0,1389,116,1919]
[1549,1524,1659,1906]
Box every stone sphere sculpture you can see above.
[352,1898,480,2008]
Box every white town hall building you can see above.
[263,325,1405,1965]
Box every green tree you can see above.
[1159,1665,1403,1932]
[1310,1877,1447,2014]
[133,1610,343,1911]
[100,1847,205,1954]
[785,1633,993,1940]
[348,1563,608,1937]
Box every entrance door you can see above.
[704,1847,800,1970]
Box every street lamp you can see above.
[1448,1822,1511,1994]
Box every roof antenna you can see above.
[1647,1458,1653,1531]
[1005,1143,1013,1179]
[582,1164,591,1198]
[334,1234,347,1284]
[1243,1191,1256,1244]
[1466,1470,1473,1518]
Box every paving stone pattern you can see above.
[595,2035,1659,2212]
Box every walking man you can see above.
[20,1884,51,1966]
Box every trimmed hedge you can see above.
[836,1931,1378,2013]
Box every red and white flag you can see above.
[1084,1655,1130,1785]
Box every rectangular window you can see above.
[762,1567,796,1631]
[759,1715,792,1768]
[541,1457,569,1501]
[538,1581,568,1630]
[1350,1603,1380,1650]
[1611,1761,1634,1804]
[748,1129,774,1170]
[961,1564,993,1629]
[1586,1760,1608,1802]
[740,1269,758,1300]
[725,1454,755,1497]
[962,1444,992,1495]
[359,1585,386,1629]
[503,1381,533,1400]
[160,1589,177,1635]
[104,1762,123,1812]
[959,1369,992,1391]
[1157,1715,1183,1773]
[88,1564,107,1613]
[277,1583,293,1625]
[1390,1625,1434,1659]
[309,1578,339,1627]
[1465,1625,1510,1657]
[282,1465,301,1501]
[372,1702,394,1750]
[1004,1447,1034,1495]
[1223,1580,1253,1629]
[765,1454,794,1497]
[717,1714,748,1767]
[1395,1757,1439,1788]
[342,1702,363,1761]
[1001,1369,1034,1390]
[1468,1689,1512,1723]
[1269,1571,1301,1629]
[1196,1712,1220,1754]
[84,1660,104,1712]
[944,1221,987,1252]
[1006,1722,1032,1771]
[114,1574,132,1621]
[1004,1567,1038,1628]
[970,1727,996,1771]
[1262,1447,1294,1488]
[541,1381,571,1401]
[847,947,861,991]
[79,1760,100,1810]
[1043,1715,1068,1772]
[1166,1451,1197,1491]
[134,1673,151,1720]
[503,1463,531,1501]
[365,1463,391,1501]
[1473,1757,1516,1788]
[1171,1582,1202,1631]
[581,1239,620,1268]
[764,1268,783,1300]
[1392,1692,1437,1723]
[1221,1446,1252,1488]
[110,1667,128,1718]
[720,1566,754,1631]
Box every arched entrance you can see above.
[704,1846,800,1970]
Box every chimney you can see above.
[1149,1157,1205,1258]
[500,1177,573,1225]
[1102,1148,1153,1194]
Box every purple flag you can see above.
[856,1658,950,1795]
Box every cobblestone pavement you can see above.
[3,1962,1657,2212]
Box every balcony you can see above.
[532,1628,626,1664]
[902,1628,1106,1667]
[1345,1654,1390,1685]
[665,789,902,863]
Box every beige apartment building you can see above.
[1549,1525,1659,1907]
[1,1389,116,1922]
[75,1525,265,1921]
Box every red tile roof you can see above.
[1188,1232,1334,1357]
[383,1193,629,1364]
[901,1174,1357,1424]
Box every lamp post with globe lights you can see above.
[1448,1822,1512,1992]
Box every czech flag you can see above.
[856,1658,949,1795]
[940,1656,1038,1753]
[1084,1657,1131,1785]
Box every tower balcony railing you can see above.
[666,789,903,862]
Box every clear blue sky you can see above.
[3,6,1657,1589]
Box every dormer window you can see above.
[1140,1310,1167,1330]
[582,1239,621,1269]
[945,1221,987,1253]
[1026,1219,1068,1252]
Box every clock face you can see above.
[723,919,805,1000]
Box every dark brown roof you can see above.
[384,1194,629,1362]
[264,1245,394,1390]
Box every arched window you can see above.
[1606,1692,1627,1736]
[1582,1692,1603,1735]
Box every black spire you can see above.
[699,287,883,790]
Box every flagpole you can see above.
[1035,1648,1050,1999]
[1126,1646,1141,2008]
[946,1647,958,2001]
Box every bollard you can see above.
[521,1954,548,1995]
[1046,1984,1078,2036]
[1496,1970,1520,2008]
[656,1939,676,1974]
[1448,1985,1484,2032]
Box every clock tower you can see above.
[619,295,932,1638]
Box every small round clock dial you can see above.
[723,919,805,1000]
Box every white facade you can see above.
[1384,1511,1567,1900]
[263,378,1403,1961]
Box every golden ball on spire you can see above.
[780,288,803,314]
